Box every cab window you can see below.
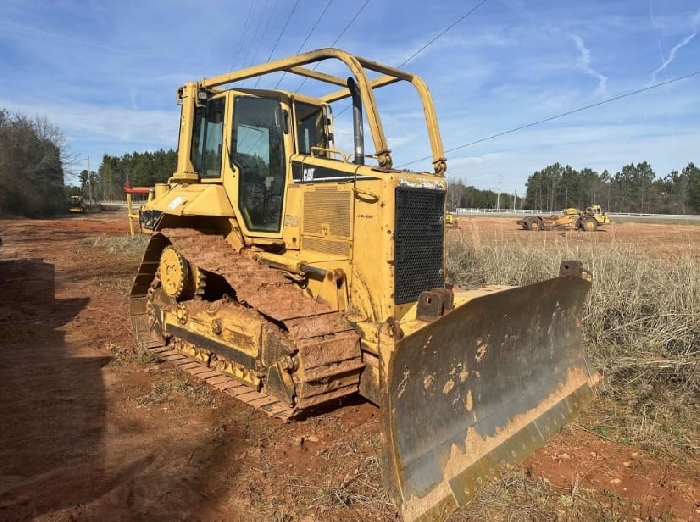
[232,97,286,232]
[295,101,327,156]
[191,97,224,178]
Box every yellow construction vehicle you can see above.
[445,213,459,229]
[583,204,611,229]
[129,49,597,522]
[67,195,86,214]
[518,205,610,232]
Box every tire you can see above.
[529,218,542,231]
[581,217,598,232]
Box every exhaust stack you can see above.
[347,77,365,166]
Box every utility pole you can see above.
[86,156,91,202]
[496,175,502,212]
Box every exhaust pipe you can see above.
[347,77,364,166]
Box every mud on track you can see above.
[0,212,697,521]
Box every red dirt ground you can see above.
[525,427,699,521]
[0,212,698,521]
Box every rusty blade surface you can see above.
[381,274,595,522]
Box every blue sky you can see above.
[1,0,699,195]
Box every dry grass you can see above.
[285,432,399,521]
[446,468,675,522]
[84,234,148,263]
[446,224,700,459]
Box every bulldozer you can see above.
[129,48,597,521]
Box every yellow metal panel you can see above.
[150,184,234,217]
[163,304,263,360]
[282,184,302,250]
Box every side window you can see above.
[295,101,327,156]
[232,97,286,232]
[191,97,224,178]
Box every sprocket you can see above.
[159,246,189,300]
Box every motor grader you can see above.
[130,48,597,522]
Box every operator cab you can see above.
[187,88,333,233]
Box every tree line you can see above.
[0,109,68,216]
[78,149,177,201]
[524,162,700,214]
[447,182,520,211]
[448,161,700,214]
[17,132,694,216]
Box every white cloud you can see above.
[0,101,177,144]
[649,31,698,83]
[570,34,608,95]
[387,135,414,149]
[0,20,140,56]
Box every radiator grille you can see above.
[302,187,352,238]
[394,187,445,304]
[302,237,351,257]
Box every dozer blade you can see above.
[381,274,596,522]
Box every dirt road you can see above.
[0,213,697,521]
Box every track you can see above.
[146,344,295,420]
[130,228,364,420]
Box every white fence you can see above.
[451,208,700,221]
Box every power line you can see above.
[254,0,302,87]
[334,0,489,118]
[398,69,700,168]
[244,0,279,86]
[295,0,335,53]
[229,0,256,71]
[238,0,272,72]
[328,0,370,47]
[274,0,336,89]
[397,0,489,68]
[294,0,371,92]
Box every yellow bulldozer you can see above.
[129,48,597,521]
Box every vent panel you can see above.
[303,187,352,238]
[394,187,445,304]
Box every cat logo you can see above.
[302,167,315,181]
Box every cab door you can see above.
[230,96,287,234]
